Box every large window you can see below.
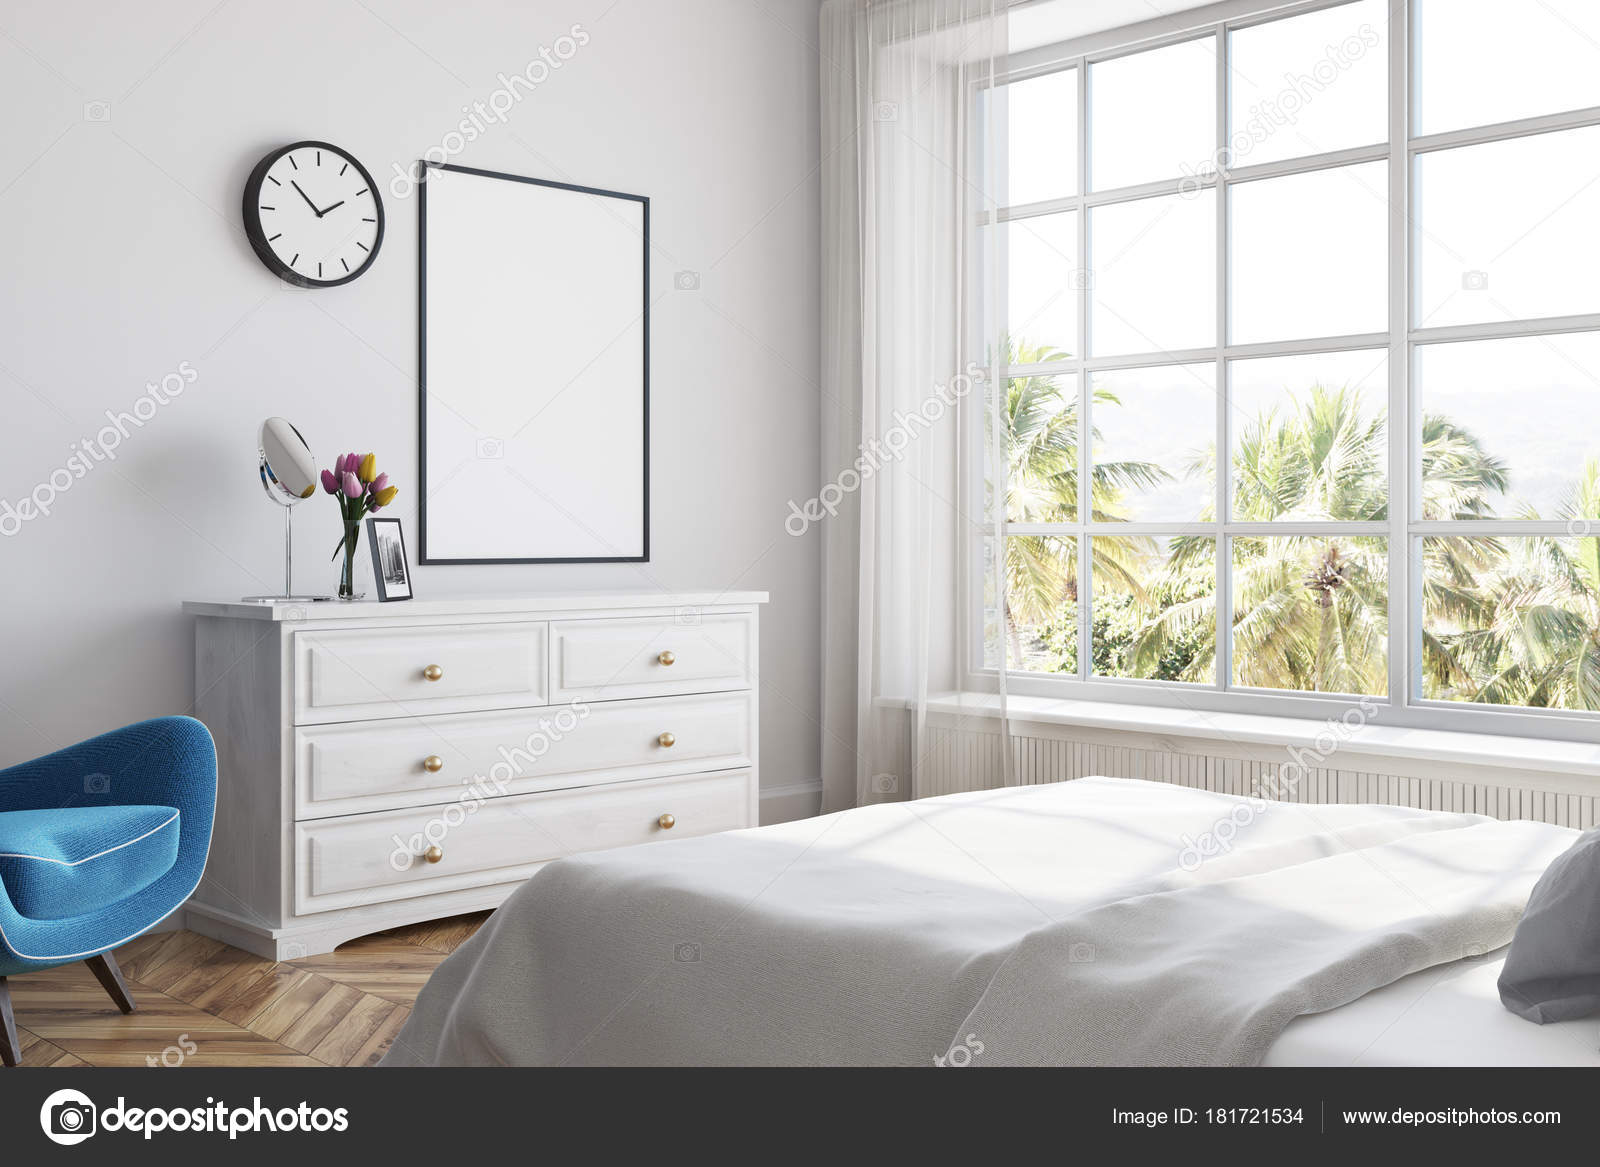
[978,0,1600,730]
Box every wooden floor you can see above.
[6,913,488,1068]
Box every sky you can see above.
[991,0,1600,523]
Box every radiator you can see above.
[899,720,1599,830]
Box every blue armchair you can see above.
[0,717,216,1065]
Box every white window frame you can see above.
[965,0,1600,745]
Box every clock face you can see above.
[243,141,384,287]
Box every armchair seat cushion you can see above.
[0,805,180,921]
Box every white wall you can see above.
[0,0,824,818]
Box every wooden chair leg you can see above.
[0,977,19,1066]
[85,951,136,1015]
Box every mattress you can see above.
[1268,947,1600,1066]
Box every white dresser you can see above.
[181,592,765,959]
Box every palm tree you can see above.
[993,337,1168,667]
[1130,384,1390,691]
[992,359,1596,703]
[1231,384,1387,524]
[1426,459,1600,709]
[1418,414,1512,699]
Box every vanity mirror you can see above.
[242,417,330,602]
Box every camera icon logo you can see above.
[674,941,701,963]
[673,607,701,627]
[874,101,898,122]
[1068,942,1097,963]
[40,1089,97,1145]
[84,773,110,795]
[674,270,700,291]
[83,101,111,123]
[476,436,504,460]
[1461,269,1489,291]
[871,773,898,795]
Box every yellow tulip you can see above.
[358,453,377,484]
[374,485,399,508]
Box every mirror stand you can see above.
[242,506,331,604]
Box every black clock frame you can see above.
[242,140,386,289]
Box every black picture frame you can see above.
[417,161,650,564]
[366,517,413,602]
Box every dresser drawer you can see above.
[549,613,754,701]
[294,691,754,819]
[293,622,547,724]
[294,769,752,915]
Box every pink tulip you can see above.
[341,471,362,499]
[367,473,389,495]
[321,469,339,494]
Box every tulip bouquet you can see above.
[322,453,400,599]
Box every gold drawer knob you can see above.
[658,650,676,666]
[423,664,443,682]
[657,732,676,748]
[422,755,444,773]
[422,845,444,864]
[658,813,676,830]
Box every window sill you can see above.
[904,691,1600,784]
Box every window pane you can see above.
[987,535,1078,673]
[1422,536,1600,710]
[1230,162,1387,344]
[1228,0,1387,167]
[995,69,1077,205]
[1090,38,1216,190]
[1414,126,1600,328]
[1229,350,1388,522]
[1232,536,1388,695]
[1415,0,1600,135]
[1090,189,1215,355]
[981,536,1004,668]
[994,371,1077,523]
[1090,364,1215,523]
[999,212,1079,357]
[1092,535,1216,682]
[1416,334,1600,521]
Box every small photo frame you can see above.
[367,516,413,601]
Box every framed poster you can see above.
[419,162,648,562]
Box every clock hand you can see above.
[290,180,323,217]
[316,199,346,216]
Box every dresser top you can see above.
[183,590,768,622]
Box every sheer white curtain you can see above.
[819,0,1012,812]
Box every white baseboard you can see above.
[760,781,822,824]
[145,913,188,936]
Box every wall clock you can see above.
[242,141,385,288]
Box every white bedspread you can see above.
[382,777,1577,1066]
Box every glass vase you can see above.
[338,519,362,600]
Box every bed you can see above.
[1267,948,1600,1066]
[382,777,1599,1067]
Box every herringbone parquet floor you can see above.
[5,913,488,1068]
